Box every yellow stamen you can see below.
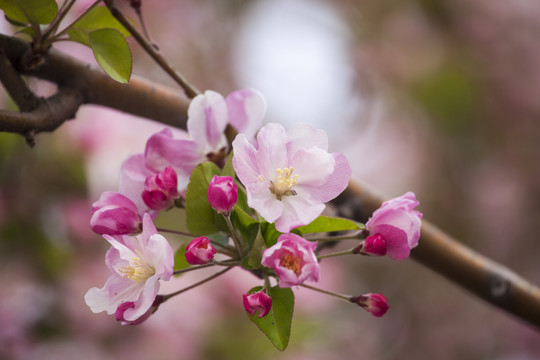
[269,167,299,200]
[119,257,155,283]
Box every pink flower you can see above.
[142,166,179,210]
[365,192,422,260]
[350,293,389,318]
[207,175,238,214]
[261,233,319,288]
[185,237,217,265]
[90,191,142,235]
[243,290,272,318]
[84,214,174,322]
[232,123,351,233]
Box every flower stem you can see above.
[49,0,102,41]
[300,284,350,301]
[156,227,194,237]
[308,231,365,242]
[317,249,355,260]
[162,266,234,302]
[225,214,244,257]
[173,263,215,275]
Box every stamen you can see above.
[119,257,155,283]
[269,167,299,200]
[280,253,302,275]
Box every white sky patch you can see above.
[232,0,357,137]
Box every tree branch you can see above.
[336,181,540,329]
[1,34,539,329]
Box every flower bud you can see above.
[243,290,272,318]
[350,293,389,318]
[185,237,217,265]
[207,175,238,214]
[361,234,387,256]
[365,192,422,260]
[115,295,165,325]
[90,191,141,235]
[142,166,179,211]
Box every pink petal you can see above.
[275,193,325,233]
[255,123,288,180]
[187,90,228,153]
[121,276,160,322]
[299,152,351,203]
[290,147,335,186]
[226,89,266,140]
[84,276,142,315]
[286,122,329,154]
[118,154,154,213]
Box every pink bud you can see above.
[115,296,164,325]
[185,237,217,265]
[350,293,389,318]
[243,290,272,318]
[207,175,238,214]
[90,191,141,235]
[366,192,422,260]
[142,166,179,211]
[362,234,387,256]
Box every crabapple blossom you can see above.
[90,191,141,235]
[261,233,319,288]
[142,166,179,210]
[364,192,422,260]
[207,175,238,214]
[232,122,351,233]
[185,237,217,265]
[84,214,174,322]
[360,233,387,257]
[243,290,272,318]
[350,293,389,318]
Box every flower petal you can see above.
[84,276,142,315]
[187,90,228,154]
[226,89,266,140]
[255,123,288,179]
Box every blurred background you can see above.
[1,0,540,358]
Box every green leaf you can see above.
[220,151,235,178]
[173,244,190,272]
[261,222,281,247]
[296,216,364,234]
[247,286,294,351]
[185,162,228,235]
[248,229,265,269]
[89,28,132,83]
[230,205,258,248]
[0,0,57,25]
[67,27,91,47]
[70,5,130,36]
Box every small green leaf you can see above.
[67,28,91,47]
[0,0,57,25]
[173,244,190,272]
[247,286,294,351]
[89,28,132,83]
[296,216,364,234]
[231,205,258,248]
[185,162,227,235]
[261,222,281,247]
[220,152,235,178]
[70,5,130,36]
[248,229,265,269]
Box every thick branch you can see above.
[1,34,539,329]
[0,34,190,130]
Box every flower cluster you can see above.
[85,88,422,345]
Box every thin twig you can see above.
[162,266,234,302]
[102,0,200,98]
